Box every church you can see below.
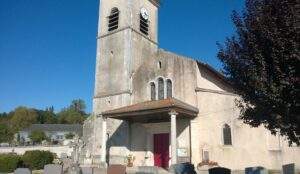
[81,0,300,172]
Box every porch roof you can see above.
[102,98,199,123]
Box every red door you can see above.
[154,133,169,168]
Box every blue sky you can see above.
[0,0,244,113]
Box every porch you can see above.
[100,98,199,167]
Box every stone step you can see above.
[126,166,171,174]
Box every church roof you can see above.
[102,98,199,122]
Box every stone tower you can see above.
[87,0,160,164]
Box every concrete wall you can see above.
[191,63,300,170]
[0,146,73,158]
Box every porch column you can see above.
[169,110,178,165]
[101,116,107,163]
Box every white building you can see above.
[82,0,300,172]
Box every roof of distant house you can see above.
[21,124,82,136]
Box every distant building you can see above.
[17,124,82,144]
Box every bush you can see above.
[0,153,22,173]
[22,150,55,170]
[29,130,47,144]
[65,132,75,139]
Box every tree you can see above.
[57,108,85,124]
[65,132,75,139]
[36,110,57,124]
[10,107,38,132]
[0,124,13,143]
[217,0,299,144]
[29,130,47,144]
[70,99,86,114]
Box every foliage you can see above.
[22,150,55,170]
[36,109,57,124]
[29,130,47,144]
[0,124,13,143]
[10,107,38,132]
[57,108,86,124]
[217,0,299,144]
[0,153,22,173]
[65,132,75,139]
[70,99,86,114]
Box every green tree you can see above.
[36,110,57,124]
[10,107,38,132]
[57,108,85,124]
[29,130,47,144]
[70,99,86,114]
[0,124,13,143]
[65,132,75,139]
[217,0,299,144]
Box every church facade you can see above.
[82,0,300,171]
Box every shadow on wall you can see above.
[106,119,188,164]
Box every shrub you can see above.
[22,150,55,170]
[65,132,75,139]
[29,130,47,144]
[0,153,22,173]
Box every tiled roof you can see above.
[102,98,199,117]
[22,124,82,135]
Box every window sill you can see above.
[221,145,233,149]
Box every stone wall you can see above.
[0,145,73,158]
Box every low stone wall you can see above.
[0,145,73,158]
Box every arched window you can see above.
[166,79,172,98]
[108,7,119,31]
[223,124,232,145]
[150,82,156,101]
[140,13,149,35]
[158,78,164,100]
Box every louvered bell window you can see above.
[140,14,149,35]
[108,8,119,32]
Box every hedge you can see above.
[0,153,22,173]
[22,150,55,170]
[0,150,55,172]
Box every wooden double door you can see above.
[153,133,170,169]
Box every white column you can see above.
[169,110,178,165]
[101,116,107,163]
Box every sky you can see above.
[0,0,245,113]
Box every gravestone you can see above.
[170,163,197,174]
[283,164,295,174]
[68,164,81,174]
[14,168,31,174]
[245,166,267,174]
[81,167,93,174]
[93,167,107,174]
[209,167,231,174]
[107,164,126,174]
[44,164,63,174]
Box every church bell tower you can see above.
[93,0,159,114]
[90,0,160,159]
